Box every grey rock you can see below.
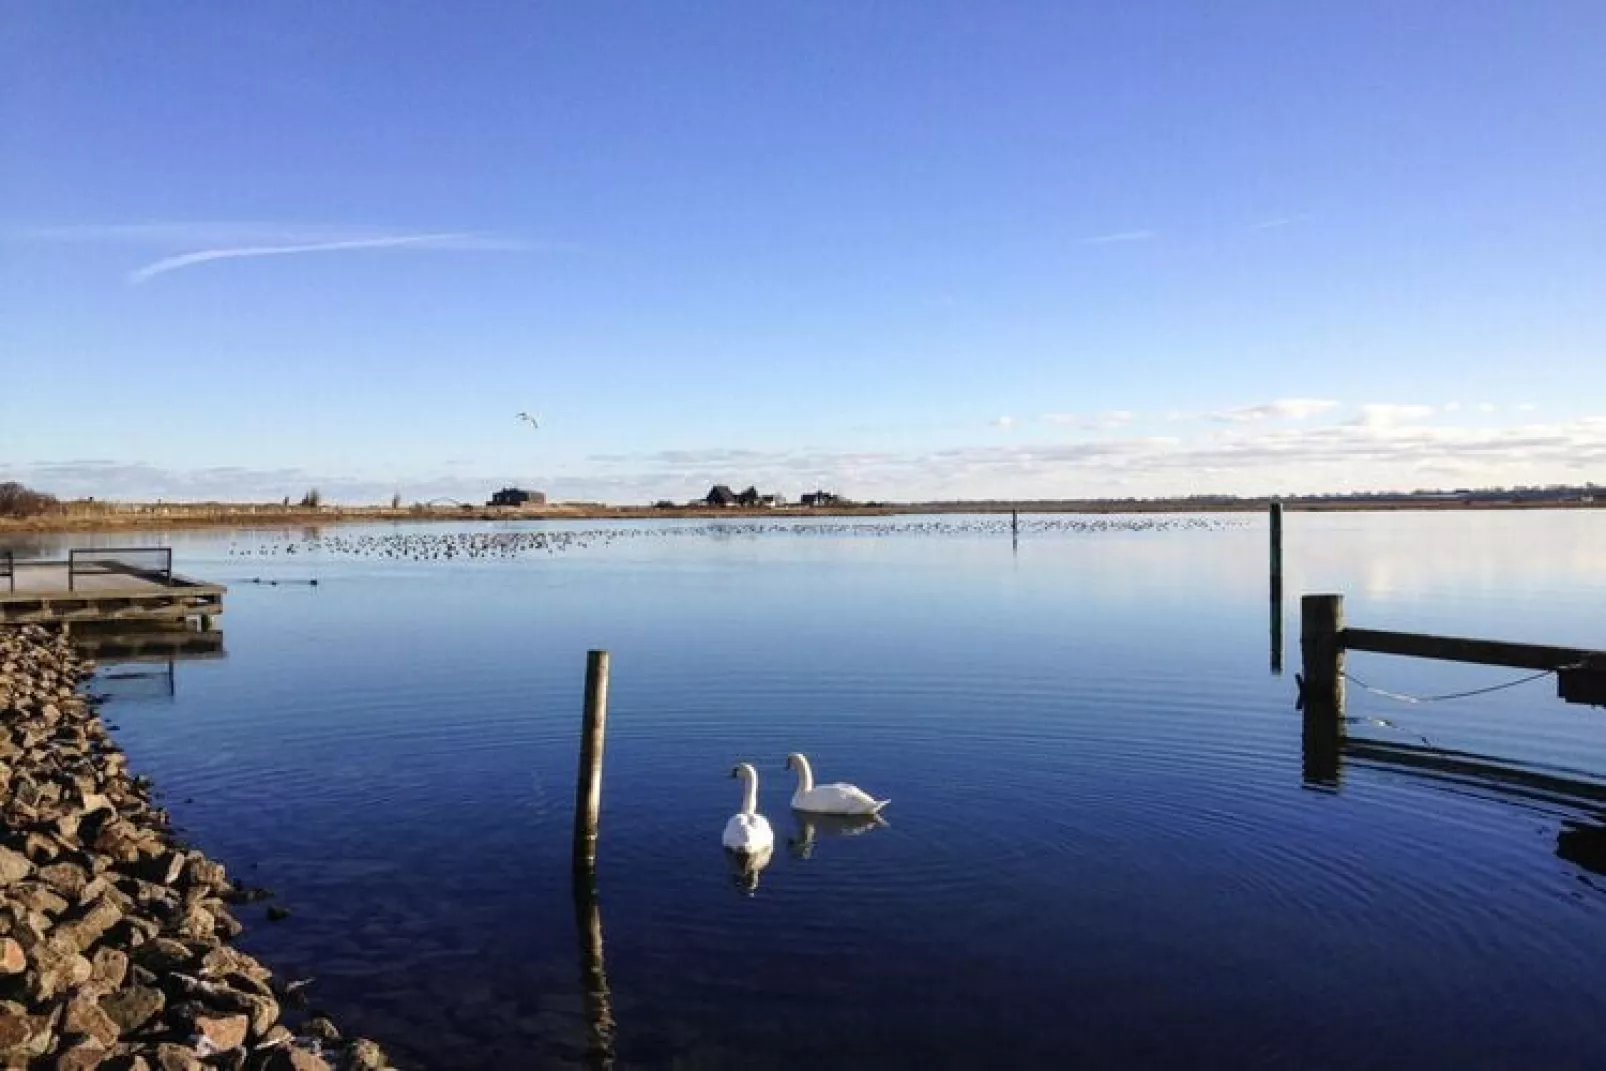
[100,985,166,1034]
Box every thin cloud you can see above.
[1078,230,1155,245]
[1247,214,1311,231]
[1039,411,1135,429]
[1354,404,1436,428]
[1210,398,1340,423]
[991,416,1016,429]
[127,231,509,284]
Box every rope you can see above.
[1340,666,1558,705]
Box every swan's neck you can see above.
[792,756,814,794]
[740,771,759,815]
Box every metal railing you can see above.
[67,547,174,591]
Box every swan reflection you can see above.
[724,844,774,895]
[788,811,887,860]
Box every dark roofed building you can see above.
[489,487,546,507]
[705,484,738,508]
[801,490,842,507]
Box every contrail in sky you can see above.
[127,231,486,284]
[1078,230,1155,245]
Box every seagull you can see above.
[516,412,540,428]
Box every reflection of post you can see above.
[1270,589,1284,675]
[1269,503,1284,674]
[573,651,610,877]
[1300,708,1341,788]
[572,874,617,1069]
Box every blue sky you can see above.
[3,2,1604,503]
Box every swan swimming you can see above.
[722,763,775,854]
[785,753,889,815]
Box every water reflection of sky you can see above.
[18,510,1606,1068]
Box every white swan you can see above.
[785,753,889,815]
[721,763,774,854]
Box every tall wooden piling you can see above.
[1299,594,1343,786]
[1269,501,1283,585]
[1269,502,1284,674]
[572,650,610,877]
[1300,594,1344,719]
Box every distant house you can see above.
[736,486,763,507]
[489,487,545,507]
[705,484,738,508]
[801,490,842,508]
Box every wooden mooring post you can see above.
[572,650,611,877]
[1269,502,1284,674]
[1269,501,1283,586]
[1298,593,1344,787]
[1299,594,1345,719]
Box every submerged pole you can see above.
[572,650,610,877]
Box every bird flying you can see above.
[516,412,540,429]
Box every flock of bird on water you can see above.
[225,514,1233,563]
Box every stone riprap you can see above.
[1,624,391,1070]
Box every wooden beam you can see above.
[1341,627,1594,671]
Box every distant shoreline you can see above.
[2,496,1600,535]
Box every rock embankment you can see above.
[1,625,389,1070]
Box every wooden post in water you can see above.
[1300,594,1344,720]
[572,650,610,877]
[1269,502,1284,674]
[1299,593,1343,786]
[1269,501,1283,586]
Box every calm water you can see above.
[10,511,1606,1069]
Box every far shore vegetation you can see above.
[0,479,1600,535]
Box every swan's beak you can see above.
[729,766,740,779]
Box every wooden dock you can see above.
[1,549,225,627]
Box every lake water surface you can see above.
[10,511,1606,1069]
